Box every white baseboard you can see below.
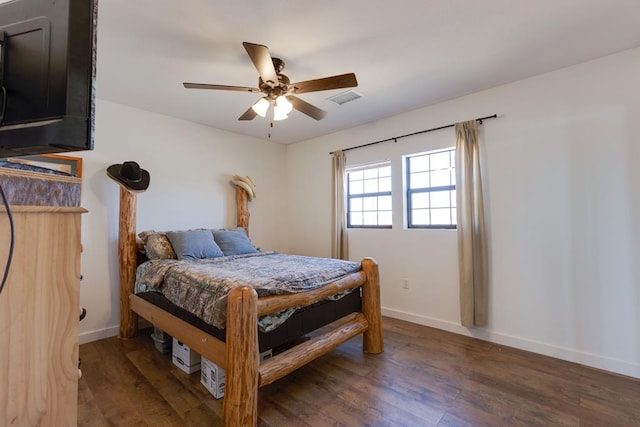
[79,318,153,345]
[79,325,119,344]
[381,307,640,380]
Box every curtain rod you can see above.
[329,114,498,155]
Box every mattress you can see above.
[135,251,361,331]
[136,289,362,352]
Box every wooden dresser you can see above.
[0,206,86,426]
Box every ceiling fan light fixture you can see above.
[275,95,293,115]
[251,97,270,117]
[272,105,289,121]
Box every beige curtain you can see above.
[455,120,488,326]
[331,150,349,260]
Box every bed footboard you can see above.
[223,257,383,426]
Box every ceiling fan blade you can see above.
[238,107,257,121]
[290,73,357,94]
[183,82,260,92]
[242,42,278,87]
[287,95,327,120]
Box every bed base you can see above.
[129,258,382,426]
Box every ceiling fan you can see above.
[183,42,358,121]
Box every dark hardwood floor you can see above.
[78,317,640,426]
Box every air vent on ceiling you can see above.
[327,89,363,105]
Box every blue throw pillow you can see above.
[166,230,224,260]
[212,228,258,256]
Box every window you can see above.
[406,148,456,228]
[347,163,392,228]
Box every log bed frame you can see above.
[114,184,383,426]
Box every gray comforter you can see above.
[135,252,361,332]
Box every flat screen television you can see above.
[0,0,97,158]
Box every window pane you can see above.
[451,208,457,225]
[411,192,429,209]
[378,211,392,226]
[350,212,363,226]
[430,191,451,208]
[430,169,451,187]
[363,168,378,179]
[379,166,391,177]
[451,169,456,186]
[363,196,377,211]
[363,211,377,225]
[350,197,363,211]
[451,190,456,208]
[350,180,364,195]
[410,155,429,172]
[410,172,429,189]
[378,195,392,211]
[379,176,391,192]
[431,208,453,225]
[412,209,429,225]
[430,151,450,170]
[364,178,378,194]
[349,170,363,181]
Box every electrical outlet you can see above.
[402,278,409,290]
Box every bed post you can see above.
[236,186,250,236]
[223,286,259,426]
[118,186,139,338]
[361,257,384,354]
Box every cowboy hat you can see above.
[107,161,150,192]
[231,174,256,200]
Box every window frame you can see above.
[405,148,457,229]
[346,162,392,229]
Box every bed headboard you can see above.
[114,182,251,338]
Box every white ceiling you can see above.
[95,0,640,145]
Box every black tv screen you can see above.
[0,0,97,158]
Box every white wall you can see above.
[286,47,640,378]
[77,100,288,343]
